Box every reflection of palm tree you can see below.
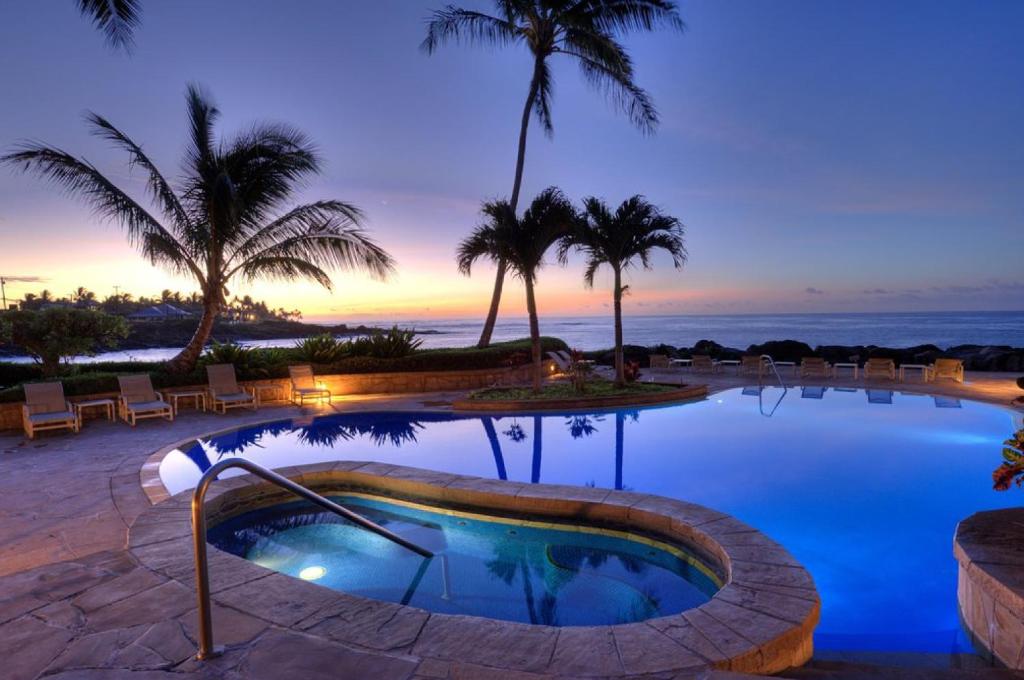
[531,415,543,484]
[206,420,293,456]
[295,417,426,448]
[614,411,640,490]
[565,414,603,439]
[481,417,508,480]
[484,540,553,625]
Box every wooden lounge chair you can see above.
[929,358,964,383]
[546,351,570,374]
[206,364,257,414]
[21,382,78,439]
[117,375,174,426]
[649,354,671,369]
[690,355,718,373]
[739,355,764,378]
[864,357,896,381]
[799,357,831,379]
[289,365,331,406]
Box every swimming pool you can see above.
[207,493,720,626]
[160,387,1022,653]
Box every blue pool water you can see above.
[161,387,1023,653]
[208,494,719,625]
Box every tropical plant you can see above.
[293,333,349,364]
[458,187,576,392]
[199,341,279,379]
[423,0,683,348]
[355,326,423,359]
[77,0,141,50]
[3,84,394,373]
[4,308,128,376]
[561,195,685,385]
[994,429,1024,491]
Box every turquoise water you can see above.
[162,388,1023,652]
[208,495,718,626]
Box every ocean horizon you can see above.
[7,310,1020,366]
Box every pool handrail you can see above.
[757,355,788,417]
[190,457,434,660]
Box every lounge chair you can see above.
[117,375,174,426]
[546,351,570,374]
[864,357,896,381]
[690,355,718,373]
[649,354,671,369]
[934,395,962,409]
[741,385,764,397]
[206,364,257,414]
[738,355,764,378]
[21,382,78,439]
[799,357,831,380]
[929,358,964,383]
[289,365,331,406]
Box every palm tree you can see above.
[423,0,683,348]
[4,84,394,372]
[457,187,576,392]
[561,196,685,385]
[77,0,141,50]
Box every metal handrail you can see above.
[760,355,787,390]
[191,458,433,660]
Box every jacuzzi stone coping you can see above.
[129,462,820,678]
[954,507,1024,669]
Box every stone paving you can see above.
[0,373,1021,679]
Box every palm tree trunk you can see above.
[615,411,624,490]
[481,417,508,480]
[167,299,219,373]
[477,61,542,349]
[524,276,542,393]
[531,415,542,484]
[613,267,625,387]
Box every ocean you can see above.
[3,312,1023,364]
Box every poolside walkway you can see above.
[0,373,1021,679]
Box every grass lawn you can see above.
[469,379,679,401]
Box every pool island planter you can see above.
[452,383,708,412]
[130,461,819,678]
[954,507,1024,669]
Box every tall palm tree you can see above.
[561,195,685,385]
[77,0,141,50]
[423,0,683,348]
[3,84,394,373]
[457,187,575,392]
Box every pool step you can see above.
[772,659,1024,679]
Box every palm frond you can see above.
[421,6,520,53]
[229,200,364,267]
[85,112,191,231]
[562,0,685,34]
[565,49,657,133]
[77,0,140,50]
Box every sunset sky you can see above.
[1,1,1021,323]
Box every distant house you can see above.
[128,304,193,321]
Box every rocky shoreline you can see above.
[593,339,1024,372]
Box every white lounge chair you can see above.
[21,382,78,439]
[206,364,257,414]
[739,355,765,378]
[649,354,671,369]
[690,355,718,374]
[546,351,571,374]
[289,365,331,406]
[117,375,174,426]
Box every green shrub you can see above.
[199,341,285,380]
[0,362,43,389]
[293,334,348,364]
[358,326,423,359]
[1018,377,1024,391]
[3,308,128,376]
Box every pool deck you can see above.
[0,371,1021,679]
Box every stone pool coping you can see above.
[129,462,820,678]
[450,383,708,412]
[955,507,1024,669]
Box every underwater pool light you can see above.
[299,565,327,581]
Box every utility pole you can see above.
[1,277,7,311]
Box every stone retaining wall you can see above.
[955,508,1024,669]
[0,363,547,433]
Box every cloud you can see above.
[804,287,825,295]
[862,288,891,295]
